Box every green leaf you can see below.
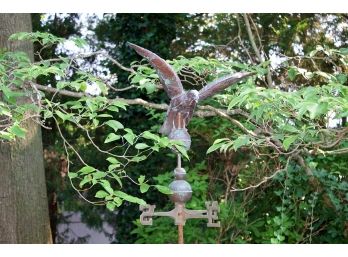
[287,67,298,81]
[309,161,318,169]
[135,143,149,150]
[140,183,150,193]
[302,87,318,100]
[112,100,128,110]
[93,171,106,180]
[105,120,124,132]
[92,119,99,127]
[78,166,95,175]
[104,133,121,143]
[270,238,279,244]
[68,172,78,179]
[144,82,156,94]
[228,96,242,110]
[106,157,119,164]
[95,190,109,199]
[155,185,173,195]
[307,102,328,119]
[206,138,229,154]
[79,175,92,188]
[0,131,14,140]
[113,191,146,205]
[9,124,26,139]
[282,135,298,151]
[0,85,25,103]
[131,74,145,84]
[130,155,147,162]
[142,131,160,141]
[105,195,113,201]
[107,106,119,112]
[43,110,53,120]
[106,201,116,211]
[9,32,28,41]
[174,144,189,160]
[95,80,108,95]
[0,105,12,117]
[339,48,348,55]
[113,197,123,207]
[97,114,113,118]
[108,163,121,171]
[281,124,299,133]
[100,180,113,195]
[158,137,170,147]
[148,73,159,79]
[138,175,145,184]
[207,142,225,154]
[220,141,233,153]
[111,174,123,188]
[233,135,250,151]
[55,110,72,122]
[72,37,88,48]
[335,74,347,84]
[124,132,136,145]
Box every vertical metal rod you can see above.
[177,203,184,244]
[177,154,181,168]
[178,224,184,244]
[176,153,183,244]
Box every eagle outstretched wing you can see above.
[198,72,255,101]
[129,43,255,139]
[128,43,184,99]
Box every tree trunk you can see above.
[0,13,52,243]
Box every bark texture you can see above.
[0,13,52,243]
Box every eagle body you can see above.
[128,43,254,150]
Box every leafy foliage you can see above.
[0,32,188,210]
[2,13,348,244]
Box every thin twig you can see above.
[242,14,273,88]
[230,156,292,192]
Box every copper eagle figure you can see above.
[129,43,254,150]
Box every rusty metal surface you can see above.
[168,112,192,150]
[139,154,221,229]
[140,204,156,225]
[139,202,220,227]
[169,166,192,204]
[127,43,184,99]
[169,180,192,203]
[129,43,254,149]
[160,89,198,142]
[128,43,247,234]
[198,72,256,101]
[168,128,191,150]
[173,167,186,180]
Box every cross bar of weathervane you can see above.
[140,201,220,227]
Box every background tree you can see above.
[1,13,347,244]
[0,13,52,243]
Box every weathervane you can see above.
[129,43,254,243]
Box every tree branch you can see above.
[230,156,292,192]
[209,107,258,137]
[310,147,348,155]
[31,82,248,118]
[242,14,273,88]
[294,154,314,177]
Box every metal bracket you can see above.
[140,201,220,227]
